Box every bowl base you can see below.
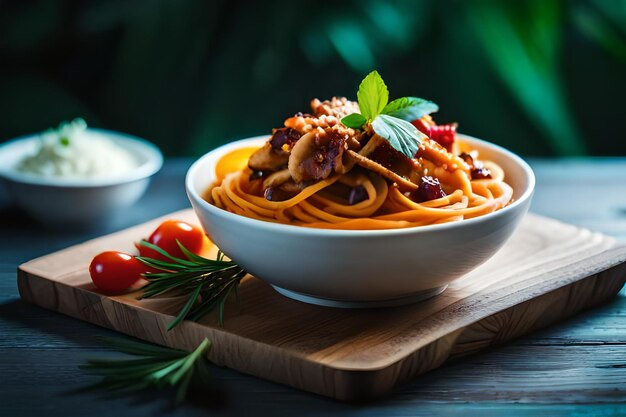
[271,285,448,309]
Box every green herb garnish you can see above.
[341,70,437,158]
[79,336,213,405]
[137,241,247,330]
[371,114,425,158]
[59,136,70,146]
[382,96,439,121]
[340,113,367,130]
[356,70,389,121]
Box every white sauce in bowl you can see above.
[16,119,138,178]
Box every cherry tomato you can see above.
[89,251,146,292]
[136,220,208,260]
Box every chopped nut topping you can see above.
[310,97,360,118]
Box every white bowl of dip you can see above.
[0,128,162,227]
[186,134,535,308]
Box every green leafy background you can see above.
[1,0,624,157]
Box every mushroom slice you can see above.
[264,179,301,202]
[262,169,292,190]
[248,143,289,171]
[345,150,418,191]
[288,128,347,183]
[278,180,301,194]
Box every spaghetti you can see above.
[206,96,513,230]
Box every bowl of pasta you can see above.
[186,72,535,308]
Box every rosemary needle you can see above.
[79,336,212,405]
[136,240,246,330]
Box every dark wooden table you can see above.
[1,158,625,416]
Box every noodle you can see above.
[203,94,514,230]
[207,145,513,230]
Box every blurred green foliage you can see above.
[0,0,624,156]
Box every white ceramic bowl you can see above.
[0,128,162,227]
[186,135,535,308]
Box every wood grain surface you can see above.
[16,208,626,401]
[2,158,626,417]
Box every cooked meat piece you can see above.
[269,128,302,152]
[264,186,297,202]
[288,128,348,183]
[459,152,492,179]
[262,169,292,189]
[278,180,301,194]
[367,139,415,180]
[249,128,306,172]
[248,143,289,171]
[341,135,419,190]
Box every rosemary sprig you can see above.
[136,241,247,330]
[79,336,213,405]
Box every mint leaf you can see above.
[371,114,426,159]
[382,97,439,121]
[341,113,367,129]
[357,70,389,121]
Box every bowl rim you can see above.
[0,128,163,188]
[186,134,535,236]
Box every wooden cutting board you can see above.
[17,210,626,401]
